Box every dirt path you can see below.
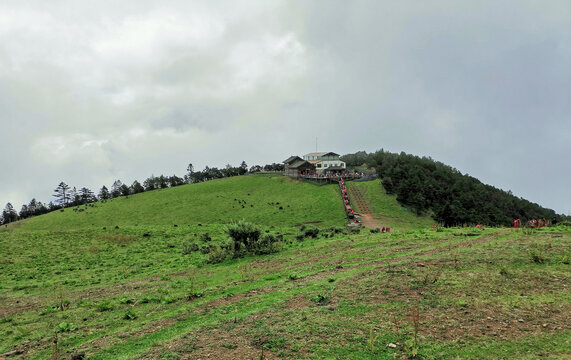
[348,184,381,229]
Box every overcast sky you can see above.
[1,1,570,215]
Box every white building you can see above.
[302,152,346,173]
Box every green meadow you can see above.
[0,175,569,359]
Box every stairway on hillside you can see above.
[346,184,382,229]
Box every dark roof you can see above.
[324,166,346,171]
[322,152,340,157]
[283,155,302,164]
[288,160,315,169]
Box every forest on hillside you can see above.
[341,150,564,227]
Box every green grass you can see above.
[348,179,435,230]
[18,175,346,231]
[0,175,569,359]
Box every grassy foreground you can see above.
[0,176,569,359]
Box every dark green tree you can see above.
[111,180,123,198]
[131,180,145,194]
[2,203,18,224]
[98,185,111,200]
[53,182,71,207]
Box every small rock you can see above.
[542,324,547,327]
[518,318,524,322]
[387,343,397,348]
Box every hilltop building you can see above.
[283,152,346,178]
[302,152,346,173]
[283,156,316,178]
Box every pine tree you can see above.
[79,187,96,204]
[131,180,145,194]
[53,182,71,207]
[111,180,123,198]
[2,203,18,223]
[98,185,110,200]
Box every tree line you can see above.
[341,150,566,227]
[1,161,285,225]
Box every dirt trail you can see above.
[348,185,381,229]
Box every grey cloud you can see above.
[0,0,569,215]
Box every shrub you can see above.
[255,233,280,255]
[182,242,199,255]
[200,244,215,254]
[304,226,320,238]
[227,221,261,253]
[200,233,212,242]
[326,226,345,235]
[297,226,319,240]
[370,228,380,233]
[206,247,228,264]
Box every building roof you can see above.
[288,160,315,169]
[303,152,340,158]
[324,166,346,171]
[283,155,302,164]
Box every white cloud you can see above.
[31,134,110,167]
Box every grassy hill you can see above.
[19,175,347,230]
[341,150,563,226]
[0,175,569,359]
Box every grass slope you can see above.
[0,175,569,359]
[348,179,435,230]
[19,175,346,230]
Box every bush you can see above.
[227,221,261,253]
[200,244,215,254]
[303,226,320,238]
[200,233,212,242]
[297,225,319,240]
[255,233,280,255]
[324,226,345,237]
[182,242,199,255]
[206,246,228,264]
[212,221,283,261]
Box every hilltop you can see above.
[341,150,565,226]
